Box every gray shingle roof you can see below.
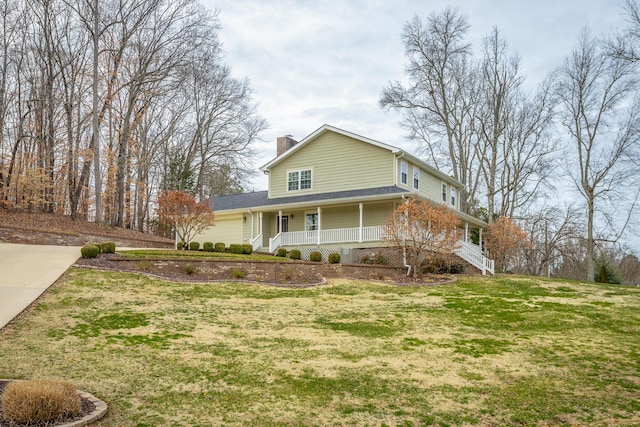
[209,186,410,211]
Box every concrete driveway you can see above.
[0,243,80,329]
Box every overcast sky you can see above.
[202,0,625,191]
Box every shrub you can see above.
[375,254,387,265]
[203,242,214,252]
[231,269,246,279]
[448,261,466,274]
[328,253,341,264]
[276,248,287,257]
[289,249,301,260]
[229,244,243,254]
[361,253,387,264]
[214,242,226,252]
[100,241,116,254]
[1,379,81,425]
[419,255,464,274]
[420,256,448,274]
[189,241,200,251]
[309,251,322,262]
[80,244,100,259]
[182,264,196,275]
[177,241,185,250]
[242,244,253,255]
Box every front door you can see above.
[277,215,289,233]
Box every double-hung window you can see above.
[288,169,312,191]
[450,188,456,207]
[300,170,312,189]
[288,171,299,191]
[401,161,408,185]
[442,183,447,203]
[413,168,419,189]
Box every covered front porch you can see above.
[243,201,494,275]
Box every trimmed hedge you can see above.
[242,244,253,255]
[189,241,200,251]
[99,242,116,254]
[229,244,243,254]
[276,248,287,257]
[289,249,301,260]
[214,242,226,252]
[177,241,185,250]
[328,253,341,264]
[203,242,214,252]
[309,251,322,262]
[81,244,100,258]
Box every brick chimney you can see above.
[277,135,298,156]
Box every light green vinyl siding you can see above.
[396,159,460,210]
[195,214,242,246]
[261,203,396,234]
[269,131,395,198]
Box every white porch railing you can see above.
[269,226,383,252]
[269,233,282,253]
[456,240,494,275]
[250,234,263,249]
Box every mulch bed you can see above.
[74,253,456,287]
[0,380,95,427]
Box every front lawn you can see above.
[0,271,638,426]
[117,249,289,262]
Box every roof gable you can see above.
[260,124,463,189]
[260,124,400,172]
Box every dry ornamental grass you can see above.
[1,379,81,425]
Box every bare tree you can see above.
[557,29,640,282]
[513,206,583,277]
[383,198,460,277]
[380,9,481,214]
[476,28,523,221]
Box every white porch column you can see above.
[359,203,363,242]
[278,210,282,234]
[259,212,263,235]
[479,228,483,251]
[249,210,254,240]
[465,222,469,243]
[317,207,322,245]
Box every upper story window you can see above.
[450,188,456,207]
[300,170,312,189]
[442,183,447,202]
[288,169,312,191]
[401,161,408,185]
[413,168,419,189]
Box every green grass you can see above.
[0,271,639,426]
[118,249,290,262]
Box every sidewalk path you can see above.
[0,243,80,329]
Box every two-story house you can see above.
[196,124,494,274]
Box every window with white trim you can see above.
[300,170,312,189]
[305,212,318,231]
[401,161,408,185]
[450,188,456,207]
[287,169,312,191]
[442,183,447,202]
[413,168,419,189]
